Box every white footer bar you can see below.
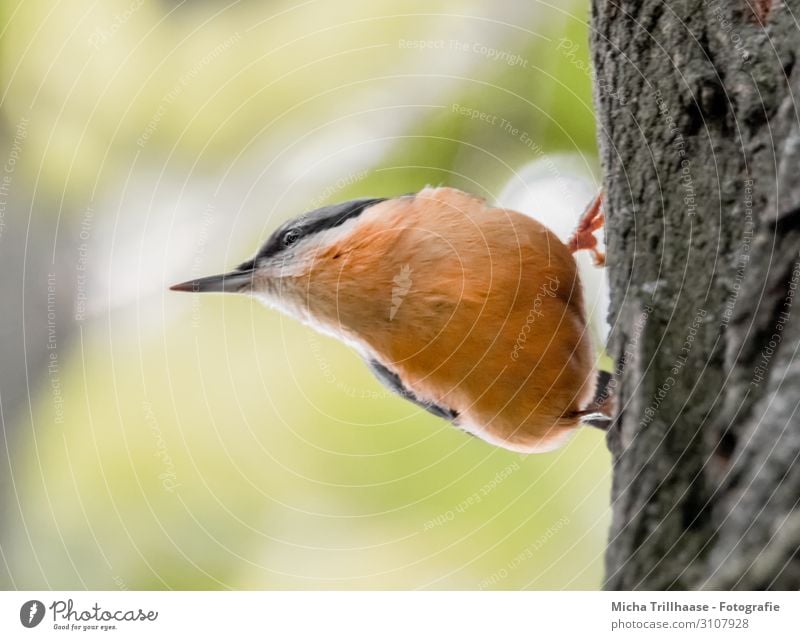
[1,591,796,639]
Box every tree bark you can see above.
[591,0,800,589]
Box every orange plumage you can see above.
[302,187,596,452]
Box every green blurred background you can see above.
[0,0,610,589]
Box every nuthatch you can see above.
[171,187,609,453]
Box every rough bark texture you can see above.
[591,0,800,589]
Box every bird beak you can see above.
[169,268,256,294]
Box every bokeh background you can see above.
[0,0,611,589]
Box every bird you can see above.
[171,186,609,453]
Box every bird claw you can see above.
[567,191,606,266]
[752,0,773,24]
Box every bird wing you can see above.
[366,359,458,422]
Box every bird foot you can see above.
[567,191,605,266]
[752,0,773,24]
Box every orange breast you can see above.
[312,187,595,453]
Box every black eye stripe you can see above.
[239,197,386,270]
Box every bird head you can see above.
[170,197,395,342]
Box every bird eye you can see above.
[282,229,301,248]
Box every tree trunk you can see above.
[591,0,800,589]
